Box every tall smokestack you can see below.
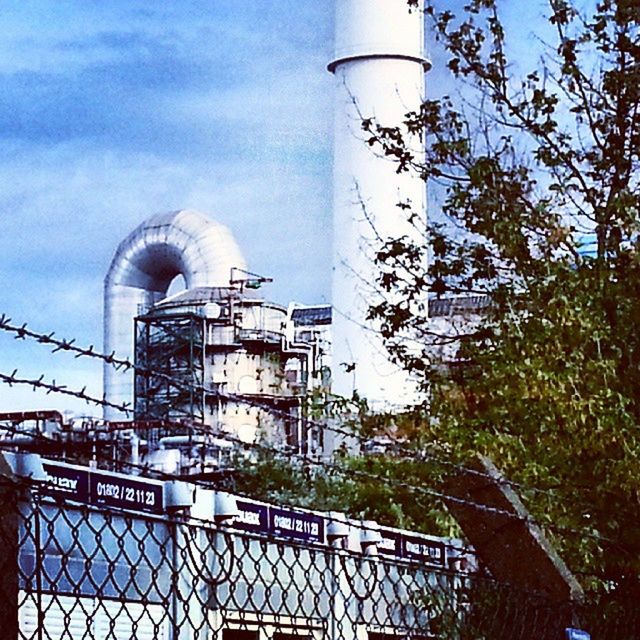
[328,0,429,407]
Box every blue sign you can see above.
[43,462,89,502]
[377,527,445,566]
[231,502,324,543]
[92,473,163,514]
[42,461,164,515]
[402,534,446,565]
[270,507,324,543]
[234,500,269,533]
[378,530,402,557]
[566,629,590,640]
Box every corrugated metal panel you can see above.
[291,307,332,327]
[19,593,91,639]
[428,295,490,317]
[19,592,168,640]
[17,593,40,640]
[94,600,168,640]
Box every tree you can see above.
[362,0,640,597]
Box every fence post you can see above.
[0,478,19,640]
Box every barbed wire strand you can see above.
[0,315,557,500]
[0,392,544,520]
[0,344,604,543]
[0,420,476,553]
[0,369,131,414]
[0,387,618,550]
[0,399,520,521]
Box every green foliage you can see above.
[415,576,570,640]
[225,446,454,537]
[360,0,640,597]
[227,0,640,606]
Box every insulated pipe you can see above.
[329,0,429,408]
[103,209,247,420]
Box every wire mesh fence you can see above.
[0,475,635,640]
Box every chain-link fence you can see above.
[0,475,550,639]
[0,474,636,640]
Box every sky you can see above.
[0,1,337,414]
[0,0,551,415]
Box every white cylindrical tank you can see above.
[104,210,247,420]
[329,0,429,407]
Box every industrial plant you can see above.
[103,209,333,474]
[0,2,508,639]
[0,0,434,479]
[86,0,432,473]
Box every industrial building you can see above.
[103,0,429,425]
[133,281,329,451]
[95,0,431,468]
[0,1,599,637]
[0,0,443,636]
[101,209,333,470]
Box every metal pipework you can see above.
[103,209,247,420]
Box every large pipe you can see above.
[103,209,247,420]
[328,0,429,407]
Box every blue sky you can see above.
[0,1,335,414]
[0,1,551,415]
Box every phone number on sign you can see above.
[95,481,157,507]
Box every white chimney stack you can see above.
[328,0,429,407]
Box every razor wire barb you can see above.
[0,314,556,500]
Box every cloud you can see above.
[0,1,335,412]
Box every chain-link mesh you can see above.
[0,477,632,640]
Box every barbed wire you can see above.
[0,369,132,414]
[0,315,557,500]
[0,408,526,523]
[0,401,619,551]
[0,314,132,369]
[164,419,620,551]
[0,420,476,552]
[0,316,615,547]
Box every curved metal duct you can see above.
[104,209,247,419]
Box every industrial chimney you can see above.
[328,0,429,407]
